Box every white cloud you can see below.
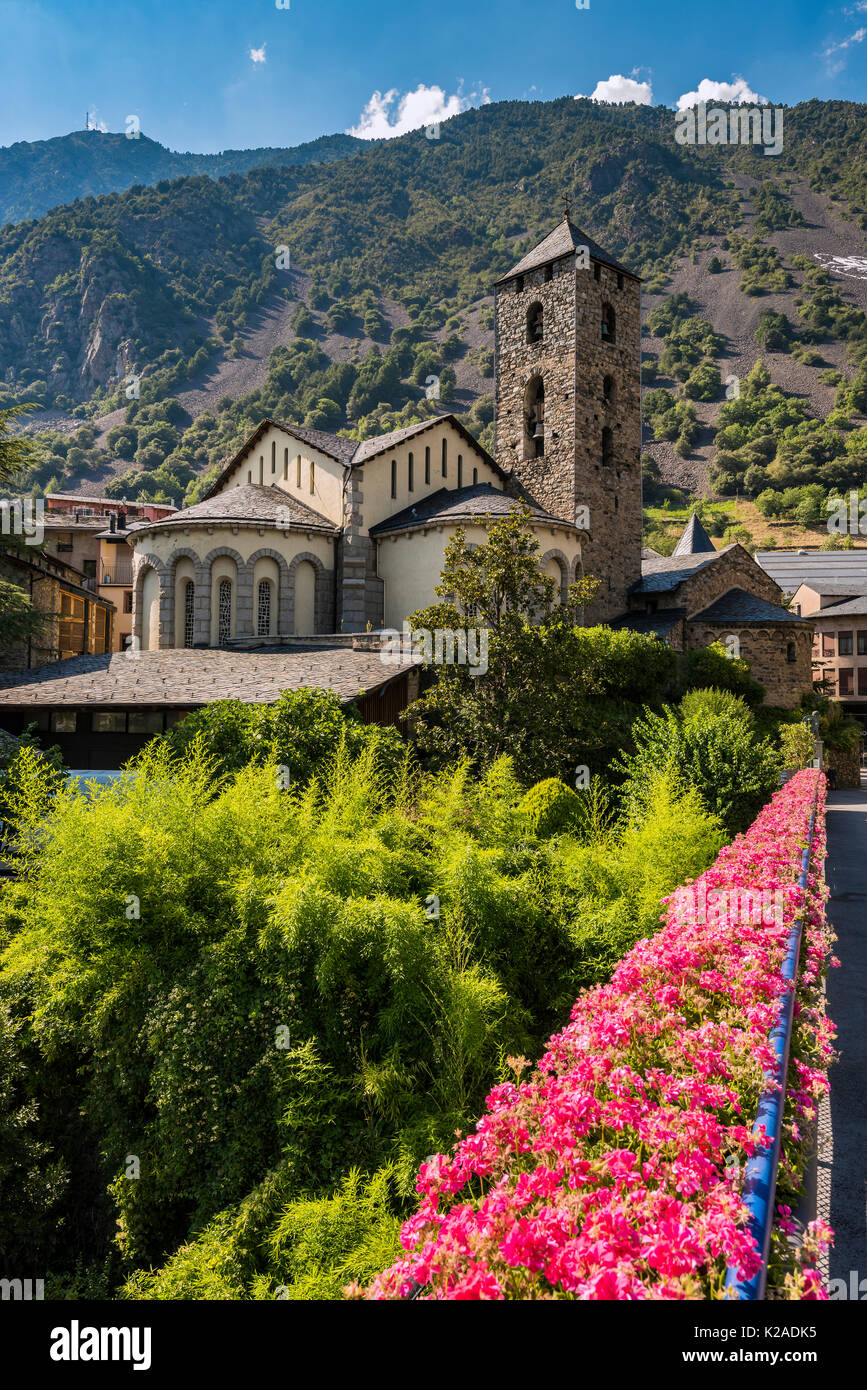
[822,25,867,59]
[347,83,490,139]
[676,77,768,110]
[576,74,653,105]
[250,45,267,64]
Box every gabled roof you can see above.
[673,513,717,556]
[202,415,503,502]
[808,594,867,618]
[133,485,338,536]
[689,589,808,625]
[495,216,639,286]
[634,546,734,595]
[757,550,867,594]
[369,483,572,537]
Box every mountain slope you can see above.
[0,129,364,227]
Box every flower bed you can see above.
[367,769,835,1300]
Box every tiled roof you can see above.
[808,594,867,618]
[272,421,358,465]
[689,589,808,625]
[608,608,686,639]
[495,217,638,285]
[756,551,867,594]
[634,547,731,594]
[369,484,571,536]
[672,513,717,556]
[134,485,338,535]
[0,645,419,708]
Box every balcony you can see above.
[100,564,133,587]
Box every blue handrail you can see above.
[723,775,820,1300]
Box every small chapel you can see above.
[129,215,812,707]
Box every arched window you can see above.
[408,452,414,492]
[472,467,478,484]
[602,375,615,406]
[283,448,289,481]
[524,377,545,460]
[457,454,463,488]
[259,455,264,485]
[601,303,616,344]
[183,580,195,649]
[309,460,315,494]
[527,302,544,344]
[296,455,302,488]
[391,458,397,498]
[271,441,276,474]
[218,578,232,646]
[602,427,614,469]
[441,438,448,477]
[257,579,272,637]
[425,447,431,484]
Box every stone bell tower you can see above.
[493,215,642,621]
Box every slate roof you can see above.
[756,551,867,595]
[608,608,686,639]
[690,589,808,625]
[633,547,732,595]
[673,513,717,556]
[807,594,867,618]
[495,217,639,285]
[135,485,338,535]
[369,484,571,536]
[0,645,419,708]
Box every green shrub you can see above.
[518,778,581,837]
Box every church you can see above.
[128,215,812,707]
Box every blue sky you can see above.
[1,0,865,152]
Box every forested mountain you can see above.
[3,97,867,522]
[0,129,363,227]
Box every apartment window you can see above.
[391,458,397,499]
[183,580,195,648]
[822,633,835,658]
[442,439,448,477]
[93,712,126,733]
[840,668,854,696]
[408,452,414,492]
[50,711,77,733]
[124,591,133,614]
[425,447,431,485]
[858,631,867,655]
[128,712,164,735]
[859,668,867,696]
[839,630,854,656]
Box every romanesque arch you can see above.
[244,547,292,638]
[288,551,329,635]
[539,547,570,605]
[133,554,169,650]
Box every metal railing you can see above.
[723,773,821,1300]
[100,564,133,587]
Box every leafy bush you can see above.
[518,778,580,837]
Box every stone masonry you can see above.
[494,230,642,622]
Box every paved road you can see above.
[822,784,867,1295]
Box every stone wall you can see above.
[494,250,642,622]
[825,745,862,789]
[638,546,783,617]
[685,620,814,708]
